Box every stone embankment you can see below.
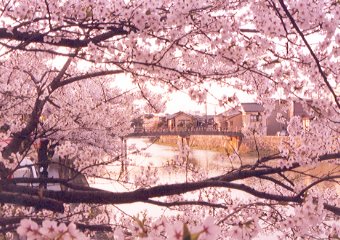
[156,135,287,155]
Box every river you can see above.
[90,137,339,220]
[92,137,251,185]
[90,137,254,217]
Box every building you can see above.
[166,111,197,130]
[221,103,266,133]
[266,99,290,136]
[266,99,313,135]
[142,114,161,131]
[136,99,313,134]
[196,115,216,128]
[213,113,226,130]
[288,100,312,130]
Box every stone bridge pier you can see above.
[226,136,242,152]
[178,135,190,147]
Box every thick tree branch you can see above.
[0,191,64,212]
[2,180,301,207]
[324,204,340,216]
[0,27,128,48]
[0,151,338,216]
[49,53,78,91]
[54,70,124,89]
[1,97,45,160]
[5,179,339,216]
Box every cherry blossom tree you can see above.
[0,0,339,239]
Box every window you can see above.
[250,114,262,122]
[303,118,310,130]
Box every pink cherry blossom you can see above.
[198,216,220,240]
[166,221,183,240]
[39,219,58,238]
[17,219,90,240]
[17,219,39,237]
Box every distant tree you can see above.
[0,0,339,239]
[131,116,144,129]
[157,118,167,129]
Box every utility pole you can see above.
[205,100,208,126]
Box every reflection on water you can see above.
[91,137,248,216]
[90,138,339,217]
[93,138,339,189]
[292,162,340,195]
[128,137,240,169]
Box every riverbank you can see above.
[156,135,286,156]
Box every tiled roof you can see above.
[220,103,264,117]
[166,111,194,120]
[220,106,242,117]
[241,103,264,112]
[293,101,311,117]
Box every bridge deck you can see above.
[126,129,242,138]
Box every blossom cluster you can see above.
[114,216,220,240]
[280,195,325,237]
[134,163,159,187]
[17,219,89,240]
[227,217,260,240]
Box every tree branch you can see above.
[54,70,124,89]
[278,0,340,109]
[0,27,128,48]
[144,199,229,209]
[2,179,302,206]
[49,53,78,91]
[1,153,338,216]
[1,97,45,160]
[0,191,64,212]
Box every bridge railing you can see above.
[128,127,242,138]
[133,127,231,133]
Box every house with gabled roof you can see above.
[266,99,313,135]
[289,100,313,130]
[141,114,167,131]
[218,100,314,135]
[220,103,266,133]
[166,111,197,130]
[266,99,290,136]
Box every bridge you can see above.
[120,128,243,159]
[125,128,242,138]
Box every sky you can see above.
[165,87,256,115]
[112,73,255,115]
[49,56,256,115]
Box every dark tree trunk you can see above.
[38,139,49,189]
